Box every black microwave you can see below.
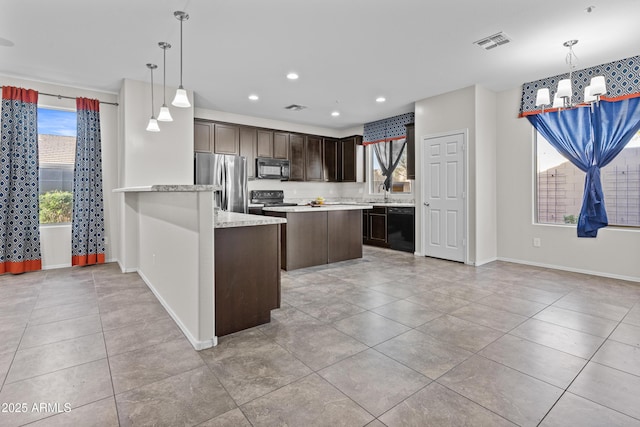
[256,157,290,180]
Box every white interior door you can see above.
[422,132,466,262]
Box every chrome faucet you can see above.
[379,183,389,202]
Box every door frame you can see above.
[420,129,469,264]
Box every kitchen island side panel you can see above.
[284,211,329,270]
[328,210,363,263]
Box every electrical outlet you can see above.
[533,238,541,247]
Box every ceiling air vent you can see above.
[473,32,511,50]
[284,104,307,111]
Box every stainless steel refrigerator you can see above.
[195,153,248,213]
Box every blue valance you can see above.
[363,112,414,144]
[520,55,640,117]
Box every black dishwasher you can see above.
[387,207,415,253]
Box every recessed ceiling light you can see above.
[248,94,259,101]
[331,111,340,117]
[376,97,386,103]
[286,72,299,80]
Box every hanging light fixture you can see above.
[535,40,607,112]
[172,10,191,108]
[146,63,160,132]
[157,42,173,122]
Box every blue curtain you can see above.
[71,98,105,266]
[0,86,42,274]
[528,98,640,237]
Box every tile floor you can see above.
[1,246,639,426]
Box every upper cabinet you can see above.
[289,133,305,181]
[194,119,362,183]
[273,132,289,160]
[305,136,324,181]
[405,123,415,180]
[256,129,274,158]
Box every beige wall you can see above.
[496,87,640,281]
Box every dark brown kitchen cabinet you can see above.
[341,136,358,182]
[323,138,339,182]
[257,129,274,158]
[405,123,415,180]
[363,206,389,247]
[273,132,289,160]
[213,123,240,155]
[215,224,281,336]
[194,121,212,152]
[239,126,256,178]
[305,136,324,181]
[328,210,362,263]
[289,133,305,181]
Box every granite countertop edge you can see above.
[262,204,374,213]
[113,184,222,193]
[215,211,287,229]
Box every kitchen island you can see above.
[264,204,372,270]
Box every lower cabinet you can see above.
[214,224,281,336]
[363,206,415,252]
[363,207,389,247]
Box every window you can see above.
[369,144,412,194]
[536,130,640,227]
[38,107,76,224]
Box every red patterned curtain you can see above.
[0,86,42,274]
[71,98,105,266]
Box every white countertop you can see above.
[263,204,373,213]
[113,184,222,193]
[215,211,287,228]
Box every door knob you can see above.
[424,202,430,207]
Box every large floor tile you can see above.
[241,373,374,427]
[479,334,587,388]
[533,305,619,337]
[431,283,495,302]
[439,355,563,427]
[28,299,99,325]
[405,290,471,313]
[510,318,605,359]
[200,329,312,405]
[592,339,640,377]
[553,294,630,321]
[332,311,410,347]
[295,296,366,323]
[417,314,504,352]
[103,316,186,356]
[624,304,640,326]
[199,408,252,427]
[108,338,205,394]
[372,300,443,327]
[100,300,171,331]
[318,349,430,416]
[610,322,640,347]
[0,359,113,427]
[477,293,547,317]
[375,329,472,379]
[115,366,236,427]
[0,351,14,385]
[337,287,399,310]
[19,314,102,349]
[27,397,119,427]
[267,322,367,371]
[379,382,516,427]
[6,332,107,384]
[497,284,566,305]
[540,392,640,427]
[450,303,528,332]
[569,362,640,420]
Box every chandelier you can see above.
[535,40,607,112]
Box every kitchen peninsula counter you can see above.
[264,204,372,270]
[215,211,286,228]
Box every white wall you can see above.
[496,87,640,281]
[120,79,194,187]
[0,75,119,269]
[474,86,498,265]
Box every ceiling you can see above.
[1,0,639,130]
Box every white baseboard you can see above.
[474,257,498,267]
[116,259,138,274]
[137,270,216,350]
[42,263,72,270]
[498,257,640,283]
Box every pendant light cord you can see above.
[150,66,155,116]
[163,48,167,104]
[179,18,183,87]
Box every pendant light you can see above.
[535,40,607,112]
[146,63,160,132]
[157,42,173,121]
[172,11,191,108]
